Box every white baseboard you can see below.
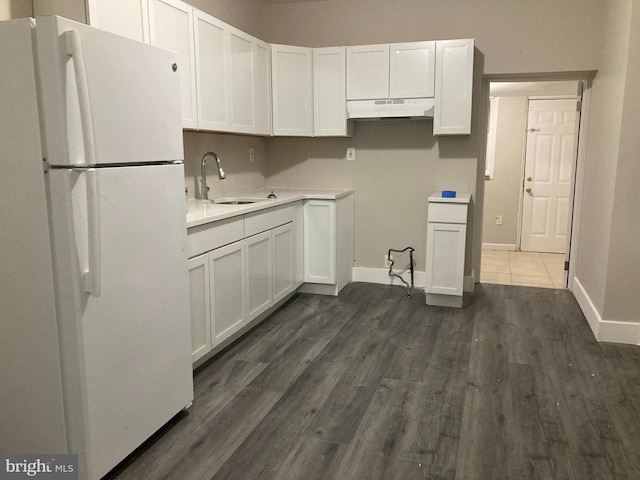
[572,277,640,345]
[352,267,426,288]
[352,267,474,293]
[482,243,517,251]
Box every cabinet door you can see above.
[188,254,211,363]
[148,0,197,129]
[390,41,435,98]
[271,44,313,136]
[254,39,272,135]
[293,201,304,288]
[346,44,389,100]
[194,9,230,131]
[304,200,336,284]
[229,26,255,133]
[86,0,150,43]
[245,231,273,321]
[273,223,294,303]
[210,240,245,347]
[434,39,474,135]
[314,47,350,137]
[425,222,466,296]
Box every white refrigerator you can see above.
[0,16,193,479]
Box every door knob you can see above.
[525,187,532,194]
[527,176,532,182]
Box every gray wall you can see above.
[0,0,31,20]
[482,96,526,248]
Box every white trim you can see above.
[484,96,499,179]
[352,267,475,293]
[527,95,578,100]
[482,243,516,251]
[352,267,425,288]
[572,277,640,345]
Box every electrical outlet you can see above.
[496,215,503,225]
[346,147,356,161]
[384,254,393,268]
[249,147,255,162]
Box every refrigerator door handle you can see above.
[64,30,97,166]
[82,168,101,295]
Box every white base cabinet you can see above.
[187,254,211,363]
[210,240,246,346]
[187,204,297,364]
[301,194,353,296]
[425,193,471,308]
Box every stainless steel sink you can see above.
[215,200,258,205]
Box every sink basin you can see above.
[216,200,258,205]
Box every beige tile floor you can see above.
[480,250,565,288]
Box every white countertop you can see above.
[428,192,471,204]
[186,188,354,228]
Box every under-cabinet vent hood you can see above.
[347,98,435,120]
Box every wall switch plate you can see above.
[346,147,356,161]
[249,147,255,162]
[495,215,503,225]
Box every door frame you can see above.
[476,73,594,290]
[517,95,579,255]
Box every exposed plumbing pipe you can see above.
[387,247,415,297]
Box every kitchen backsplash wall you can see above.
[183,131,268,199]
[266,120,478,272]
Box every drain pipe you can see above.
[387,247,415,297]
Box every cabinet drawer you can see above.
[428,202,468,224]
[245,204,294,237]
[187,216,244,258]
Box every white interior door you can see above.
[521,98,577,253]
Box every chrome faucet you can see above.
[200,151,226,200]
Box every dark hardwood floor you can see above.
[106,283,640,479]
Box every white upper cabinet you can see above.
[194,10,230,132]
[347,42,435,101]
[253,40,272,135]
[434,39,474,135]
[271,44,314,136]
[346,44,389,100]
[389,41,435,98]
[33,0,150,42]
[148,0,197,129]
[86,0,150,42]
[313,47,352,137]
[228,26,255,133]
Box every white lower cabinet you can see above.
[210,240,246,345]
[245,230,273,321]
[273,222,294,303]
[187,254,211,363]
[187,207,297,364]
[425,193,471,308]
[302,195,353,296]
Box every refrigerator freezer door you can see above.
[47,163,193,479]
[36,16,183,167]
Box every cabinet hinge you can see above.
[564,261,570,271]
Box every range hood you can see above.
[347,97,435,120]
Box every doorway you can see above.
[480,80,583,289]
